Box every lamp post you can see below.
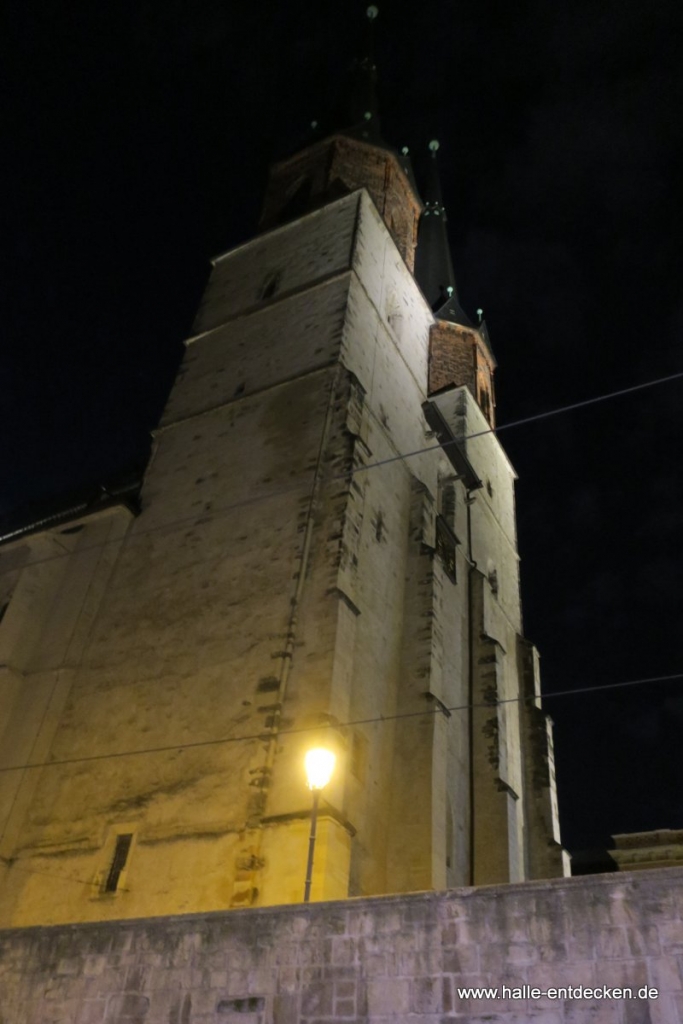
[303,747,335,903]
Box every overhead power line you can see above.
[2,369,681,574]
[0,672,680,776]
[3,670,680,896]
[0,373,680,780]
[349,370,683,477]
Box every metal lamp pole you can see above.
[303,788,320,903]
[302,747,335,903]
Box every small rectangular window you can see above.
[435,515,457,583]
[439,480,456,528]
[104,833,133,893]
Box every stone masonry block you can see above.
[658,920,683,953]
[536,940,569,964]
[226,969,251,992]
[180,986,214,1016]
[526,910,561,947]
[480,941,539,973]
[329,935,358,966]
[526,960,596,994]
[144,988,190,1023]
[648,954,683,992]
[143,967,184,992]
[563,1009,621,1024]
[597,958,649,992]
[82,956,109,978]
[442,944,480,974]
[56,957,83,976]
[300,979,334,1016]
[367,976,411,1015]
[246,967,277,994]
[105,992,150,1019]
[272,992,300,1024]
[622,1001,659,1024]
[447,917,488,945]
[595,926,630,959]
[398,947,443,976]
[346,908,389,937]
[411,975,445,1013]
[75,1001,107,1024]
[602,891,639,926]
[362,953,389,976]
[567,926,599,961]
[650,993,682,1024]
[46,997,83,1022]
[624,927,661,957]
[436,895,469,922]
[297,941,327,967]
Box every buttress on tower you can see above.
[0,28,566,927]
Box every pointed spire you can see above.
[312,6,383,143]
[414,140,474,328]
[262,6,422,269]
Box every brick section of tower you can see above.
[261,134,422,270]
[428,319,496,428]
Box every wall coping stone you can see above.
[2,864,682,940]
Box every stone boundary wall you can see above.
[1,868,683,1023]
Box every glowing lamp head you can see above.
[304,747,336,791]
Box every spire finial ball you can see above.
[429,139,440,152]
[367,5,379,19]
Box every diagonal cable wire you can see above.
[0,672,680,775]
[2,369,682,573]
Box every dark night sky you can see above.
[3,0,682,857]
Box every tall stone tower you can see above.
[0,17,565,928]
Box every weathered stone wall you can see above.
[0,188,562,928]
[1,869,682,1023]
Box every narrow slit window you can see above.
[435,515,457,583]
[259,270,281,301]
[104,833,132,893]
[440,480,456,529]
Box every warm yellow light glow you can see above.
[304,747,336,790]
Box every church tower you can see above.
[0,10,565,928]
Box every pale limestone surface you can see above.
[613,830,683,871]
[0,190,563,928]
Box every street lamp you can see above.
[303,747,336,902]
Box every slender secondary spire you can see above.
[414,140,474,327]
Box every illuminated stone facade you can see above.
[612,830,683,871]
[0,148,565,927]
